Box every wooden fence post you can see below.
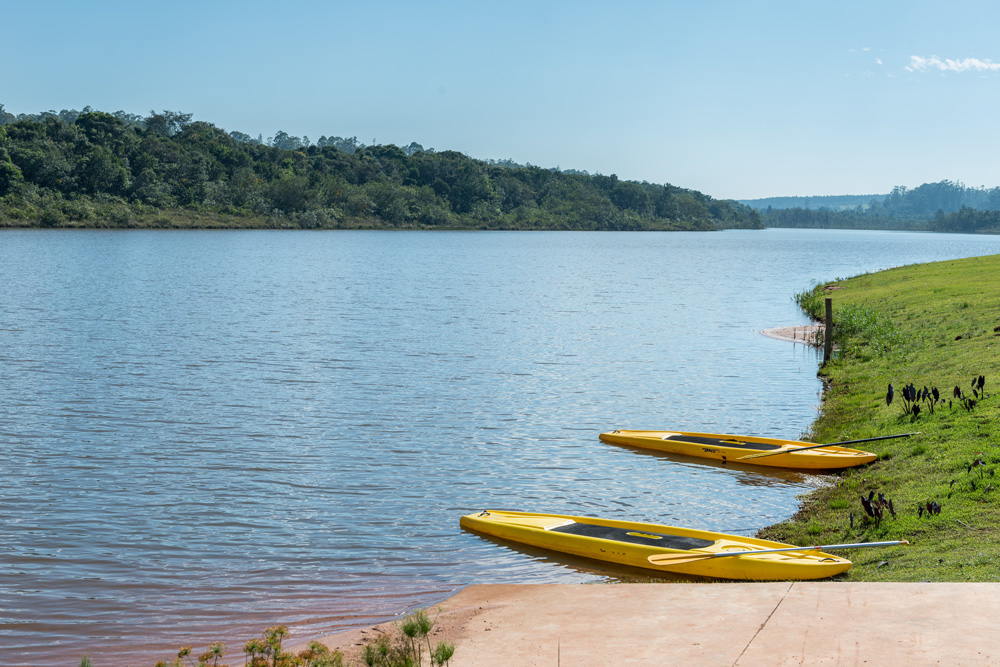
[823,297,833,364]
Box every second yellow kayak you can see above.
[599,429,877,470]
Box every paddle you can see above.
[737,432,921,460]
[647,540,910,566]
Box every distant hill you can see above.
[740,194,883,211]
[0,104,761,231]
[748,181,1000,234]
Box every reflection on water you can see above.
[459,529,709,583]
[598,439,827,489]
[3,229,1000,665]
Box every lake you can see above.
[4,228,1000,665]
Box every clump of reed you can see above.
[116,608,456,667]
[78,609,455,667]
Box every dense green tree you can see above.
[0,146,24,195]
[145,110,193,138]
[0,104,762,231]
[267,173,311,212]
[270,131,306,151]
[610,180,651,215]
[78,145,130,194]
[76,111,137,157]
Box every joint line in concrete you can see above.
[732,582,794,666]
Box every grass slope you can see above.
[758,254,1000,581]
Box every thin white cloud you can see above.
[907,55,1000,73]
[875,58,883,65]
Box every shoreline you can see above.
[283,326,837,662]
[285,325,835,662]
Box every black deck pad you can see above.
[551,522,715,549]
[663,435,784,451]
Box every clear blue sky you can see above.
[5,0,1000,200]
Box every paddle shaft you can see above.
[648,540,910,566]
[738,432,920,460]
[819,432,921,448]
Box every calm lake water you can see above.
[4,228,1000,665]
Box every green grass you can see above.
[759,254,1000,581]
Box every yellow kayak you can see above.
[599,429,877,470]
[461,510,852,581]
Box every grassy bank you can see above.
[757,254,1000,581]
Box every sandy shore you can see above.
[296,582,1000,665]
[760,324,823,345]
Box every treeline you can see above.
[742,193,882,211]
[874,180,1000,216]
[761,208,929,231]
[931,206,1000,234]
[758,180,1000,233]
[0,105,761,231]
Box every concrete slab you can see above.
[739,582,1000,666]
[438,583,792,666]
[308,582,1000,666]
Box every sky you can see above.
[5,0,1000,200]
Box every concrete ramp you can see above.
[312,582,1000,666]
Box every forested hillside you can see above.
[0,106,761,231]
[756,180,1000,233]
